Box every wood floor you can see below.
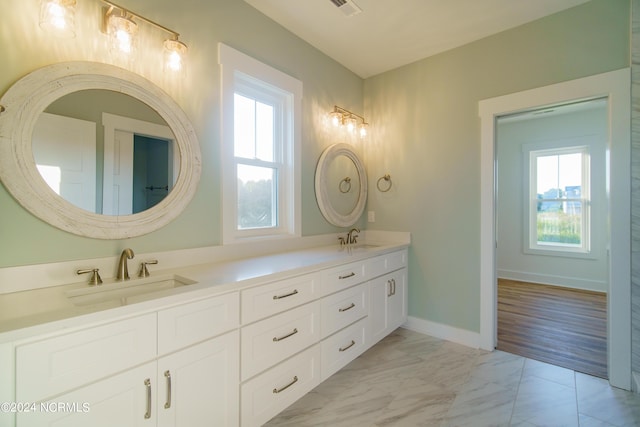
[497,278,607,379]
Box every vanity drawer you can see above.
[322,259,368,296]
[368,249,407,279]
[321,282,368,338]
[241,344,321,427]
[241,272,321,324]
[16,313,156,403]
[158,292,239,355]
[241,302,320,381]
[321,317,367,381]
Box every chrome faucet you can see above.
[117,248,135,281]
[347,228,360,245]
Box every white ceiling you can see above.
[244,0,591,78]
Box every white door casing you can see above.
[102,113,175,215]
[479,68,631,390]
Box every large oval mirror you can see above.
[0,62,201,239]
[315,143,367,227]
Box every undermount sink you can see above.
[65,274,197,307]
[340,244,380,252]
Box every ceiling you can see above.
[244,0,591,78]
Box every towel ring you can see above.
[339,177,352,193]
[377,174,392,192]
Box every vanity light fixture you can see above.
[329,105,369,138]
[101,0,188,73]
[39,0,77,38]
[105,10,138,57]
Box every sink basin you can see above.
[66,274,197,306]
[340,244,380,252]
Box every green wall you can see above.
[0,0,362,267]
[364,0,630,332]
[0,0,631,336]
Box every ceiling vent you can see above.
[329,0,362,17]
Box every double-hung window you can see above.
[526,145,590,254]
[219,44,302,243]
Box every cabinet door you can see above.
[17,363,156,427]
[369,268,407,345]
[157,330,239,427]
[387,269,407,331]
[369,275,390,345]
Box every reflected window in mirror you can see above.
[219,43,302,243]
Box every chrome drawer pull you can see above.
[273,328,298,342]
[339,340,356,352]
[339,272,356,279]
[144,378,152,419]
[273,289,299,300]
[338,302,356,312]
[273,376,298,394]
[387,280,393,297]
[164,370,172,409]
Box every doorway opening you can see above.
[478,68,631,390]
[495,99,608,378]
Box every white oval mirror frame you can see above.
[0,62,201,239]
[315,143,367,227]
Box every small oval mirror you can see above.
[315,143,367,227]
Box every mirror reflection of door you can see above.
[133,135,172,213]
[496,98,608,378]
[102,113,177,215]
[32,113,97,212]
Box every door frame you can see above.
[478,68,631,390]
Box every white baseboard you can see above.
[497,269,607,293]
[403,316,481,349]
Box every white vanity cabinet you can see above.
[14,293,240,427]
[6,244,409,427]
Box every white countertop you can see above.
[0,237,409,342]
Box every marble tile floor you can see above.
[266,328,640,427]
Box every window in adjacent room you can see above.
[527,146,590,254]
[219,43,302,243]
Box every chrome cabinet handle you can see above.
[144,378,152,419]
[339,272,355,279]
[339,340,356,352]
[338,302,356,312]
[391,278,396,296]
[273,376,298,394]
[273,289,299,300]
[273,328,298,342]
[164,370,172,409]
[387,280,393,297]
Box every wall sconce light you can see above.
[329,105,369,138]
[100,0,188,73]
[39,0,77,38]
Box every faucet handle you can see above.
[77,268,103,286]
[138,260,158,278]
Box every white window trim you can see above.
[219,43,302,244]
[523,143,592,258]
